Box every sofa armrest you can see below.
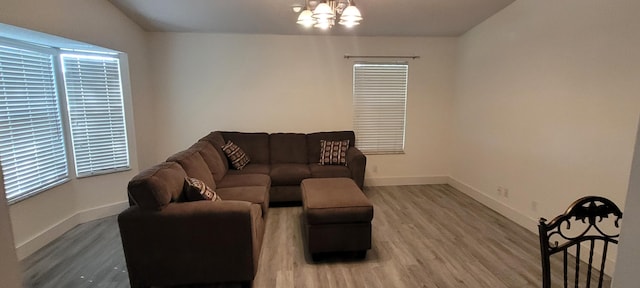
[346,146,367,189]
[118,200,263,287]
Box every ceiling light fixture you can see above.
[296,0,362,30]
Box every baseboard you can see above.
[365,175,449,187]
[15,201,128,260]
[447,176,616,275]
[447,177,538,233]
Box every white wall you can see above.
[149,34,456,185]
[0,0,152,258]
[452,0,640,272]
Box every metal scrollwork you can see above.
[540,196,622,249]
[538,196,622,288]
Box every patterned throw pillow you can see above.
[221,140,251,170]
[183,177,221,202]
[319,139,350,166]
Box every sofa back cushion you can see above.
[306,131,356,164]
[167,148,216,190]
[270,133,307,164]
[199,131,229,172]
[127,162,187,210]
[190,141,227,181]
[221,132,270,164]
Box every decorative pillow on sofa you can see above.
[183,177,221,202]
[221,140,251,170]
[319,139,350,166]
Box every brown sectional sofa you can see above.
[118,131,366,287]
[206,131,366,202]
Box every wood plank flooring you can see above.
[20,184,611,287]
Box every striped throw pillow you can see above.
[221,140,251,170]
[320,140,349,166]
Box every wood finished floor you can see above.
[20,184,611,287]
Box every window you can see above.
[0,37,130,204]
[62,54,129,176]
[0,44,69,203]
[353,63,408,154]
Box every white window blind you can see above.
[0,44,69,203]
[61,54,129,177]
[353,63,408,154]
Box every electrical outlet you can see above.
[531,201,538,212]
[497,186,509,198]
[372,165,378,173]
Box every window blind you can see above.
[0,45,69,203]
[61,54,129,176]
[353,63,408,154]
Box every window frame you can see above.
[60,52,130,178]
[0,39,72,203]
[352,62,409,155]
[0,36,131,204]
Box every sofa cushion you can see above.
[184,177,221,202]
[216,186,269,217]
[270,163,312,186]
[190,141,227,181]
[167,148,216,190]
[199,131,229,172]
[221,132,270,164]
[320,139,349,165]
[216,174,271,189]
[225,163,270,176]
[307,131,355,164]
[309,163,352,178]
[270,133,307,164]
[127,162,187,210]
[221,140,251,170]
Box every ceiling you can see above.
[109,0,516,37]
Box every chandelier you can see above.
[295,0,363,30]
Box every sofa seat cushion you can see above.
[309,164,351,179]
[217,174,271,189]
[216,186,269,217]
[270,163,312,186]
[225,163,270,176]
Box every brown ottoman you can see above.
[301,178,373,259]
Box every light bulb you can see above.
[297,10,316,28]
[340,6,362,22]
[313,3,335,20]
[314,18,331,29]
[339,20,360,28]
